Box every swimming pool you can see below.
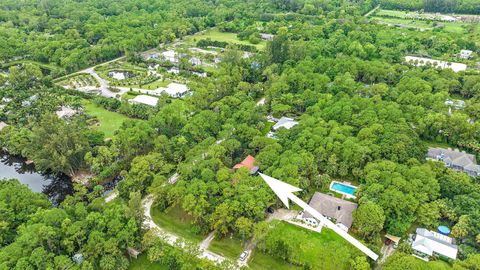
[330,181,358,198]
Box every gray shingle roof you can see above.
[302,192,357,228]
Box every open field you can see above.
[185,29,266,50]
[151,204,205,243]
[125,78,171,90]
[370,9,476,34]
[82,101,131,137]
[250,221,362,270]
[208,236,244,260]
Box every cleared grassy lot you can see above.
[208,236,244,260]
[187,29,266,50]
[370,9,474,34]
[82,100,130,138]
[126,79,172,90]
[128,253,169,270]
[151,204,205,243]
[250,221,362,270]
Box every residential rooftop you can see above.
[302,192,358,229]
[129,95,159,107]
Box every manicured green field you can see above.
[128,254,169,270]
[82,101,130,138]
[151,204,205,243]
[208,236,245,260]
[250,221,362,270]
[126,79,171,90]
[188,29,266,50]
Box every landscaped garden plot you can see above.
[250,221,363,270]
[58,73,99,88]
[151,204,205,243]
[82,100,131,138]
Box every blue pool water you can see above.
[331,182,357,196]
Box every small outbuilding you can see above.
[460,49,473,59]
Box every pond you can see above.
[0,151,73,205]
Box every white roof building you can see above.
[405,56,467,73]
[0,121,7,131]
[460,49,473,59]
[445,99,466,109]
[159,83,189,98]
[412,228,458,260]
[272,117,299,130]
[162,50,177,63]
[129,95,158,107]
[56,106,77,118]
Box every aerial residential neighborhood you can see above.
[0,0,479,270]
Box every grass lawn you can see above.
[422,139,453,149]
[250,221,362,270]
[82,101,130,138]
[128,253,169,270]
[126,79,171,90]
[261,121,274,135]
[151,204,205,243]
[249,250,303,270]
[208,236,245,260]
[187,29,266,50]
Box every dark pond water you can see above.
[0,152,73,205]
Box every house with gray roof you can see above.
[300,192,358,232]
[427,147,480,177]
[412,228,458,260]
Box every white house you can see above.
[159,83,189,98]
[267,116,299,139]
[300,192,358,232]
[412,228,458,260]
[162,50,177,63]
[445,99,466,109]
[272,117,298,130]
[189,57,202,66]
[129,95,158,107]
[460,49,473,59]
[56,106,77,119]
[260,33,274,41]
[405,56,467,73]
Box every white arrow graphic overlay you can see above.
[260,173,379,261]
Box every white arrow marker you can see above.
[260,173,379,261]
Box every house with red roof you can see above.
[233,155,259,175]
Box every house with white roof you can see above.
[0,121,7,132]
[411,228,458,260]
[445,99,466,109]
[427,147,480,177]
[260,33,274,41]
[460,49,473,59]
[159,83,189,98]
[56,106,78,119]
[162,50,178,63]
[129,95,158,107]
[267,116,299,139]
[405,56,467,73]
